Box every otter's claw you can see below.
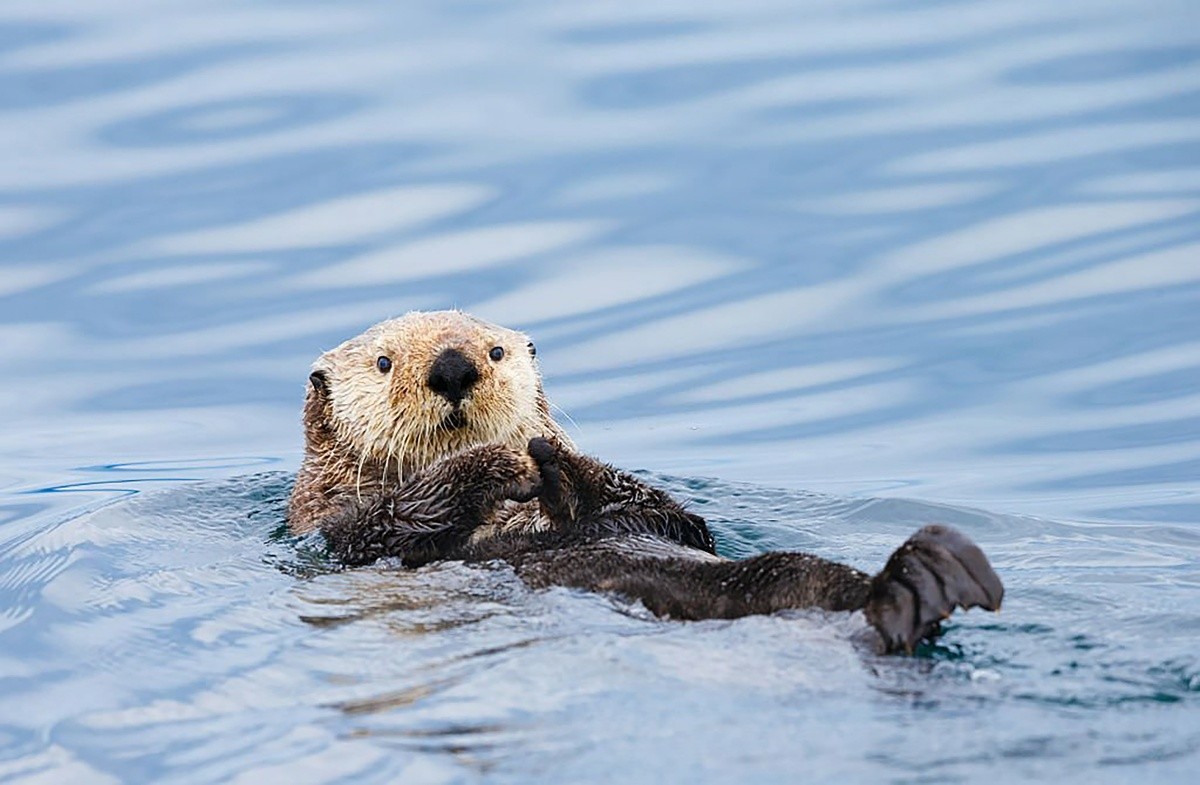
[864,525,1003,654]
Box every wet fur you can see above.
[293,311,1004,654]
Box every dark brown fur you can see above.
[319,437,1003,654]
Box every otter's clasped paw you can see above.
[462,443,542,505]
[527,436,573,521]
[502,474,542,504]
[864,525,1003,654]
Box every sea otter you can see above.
[290,310,1003,654]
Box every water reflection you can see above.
[102,93,369,147]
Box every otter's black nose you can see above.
[427,348,480,405]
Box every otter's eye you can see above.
[527,341,536,357]
[489,346,505,362]
[376,356,392,373]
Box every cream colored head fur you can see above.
[289,310,571,532]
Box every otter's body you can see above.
[291,310,1003,654]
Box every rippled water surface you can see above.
[2,0,1199,782]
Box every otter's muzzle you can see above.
[427,348,480,406]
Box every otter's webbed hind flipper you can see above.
[526,437,716,554]
[321,444,539,566]
[863,524,1004,654]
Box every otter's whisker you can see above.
[550,401,582,436]
[398,427,412,483]
[354,450,368,503]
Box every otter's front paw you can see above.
[451,443,541,506]
[864,525,1003,654]
[417,443,540,517]
[526,436,574,522]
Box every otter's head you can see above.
[304,310,567,481]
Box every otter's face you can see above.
[311,310,546,476]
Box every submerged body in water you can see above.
[293,311,1003,652]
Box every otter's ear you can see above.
[303,368,334,441]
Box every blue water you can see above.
[2,0,1199,782]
